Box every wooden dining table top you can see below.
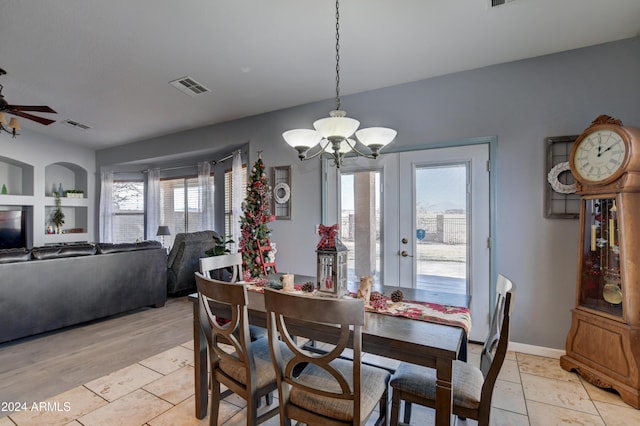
[190,276,470,425]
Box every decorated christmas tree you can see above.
[239,155,275,277]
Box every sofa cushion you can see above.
[0,248,31,264]
[31,244,97,260]
[97,240,162,254]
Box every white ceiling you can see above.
[1,0,639,149]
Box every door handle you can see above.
[400,250,413,258]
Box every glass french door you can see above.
[334,143,491,341]
[394,145,490,341]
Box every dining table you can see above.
[190,278,470,426]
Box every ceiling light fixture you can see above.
[0,111,20,138]
[282,0,396,168]
[0,68,57,138]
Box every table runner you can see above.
[348,291,471,335]
[243,279,471,335]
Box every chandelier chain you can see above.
[281,0,396,168]
[335,0,341,111]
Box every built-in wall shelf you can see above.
[42,233,90,245]
[0,194,35,206]
[1,158,93,247]
[44,162,88,197]
[44,196,90,207]
[44,205,88,235]
[0,156,34,196]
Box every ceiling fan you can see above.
[0,68,57,137]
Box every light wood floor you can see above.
[0,296,193,407]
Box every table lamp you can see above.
[156,225,171,248]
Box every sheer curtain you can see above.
[146,168,161,241]
[198,161,214,230]
[99,171,114,243]
[232,150,243,253]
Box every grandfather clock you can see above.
[560,115,640,408]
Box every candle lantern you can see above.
[316,224,348,298]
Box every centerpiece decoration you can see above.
[316,223,348,298]
[239,155,276,278]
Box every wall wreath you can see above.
[547,161,577,194]
[273,182,291,204]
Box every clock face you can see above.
[573,129,627,182]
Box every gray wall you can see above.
[96,37,640,350]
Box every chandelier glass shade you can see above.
[282,0,396,168]
[0,112,20,138]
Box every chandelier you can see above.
[282,0,396,168]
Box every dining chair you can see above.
[263,288,390,426]
[389,274,514,426]
[199,254,267,342]
[200,253,244,282]
[195,272,280,426]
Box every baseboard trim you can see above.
[508,341,566,359]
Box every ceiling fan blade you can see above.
[9,110,56,126]
[6,104,56,113]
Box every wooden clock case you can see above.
[560,115,640,408]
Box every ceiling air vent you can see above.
[489,0,516,7]
[169,76,210,97]
[63,119,91,130]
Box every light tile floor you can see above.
[2,342,640,425]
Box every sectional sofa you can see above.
[0,241,167,343]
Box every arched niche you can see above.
[44,162,88,197]
[0,156,34,196]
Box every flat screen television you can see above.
[0,210,27,249]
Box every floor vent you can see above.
[63,119,91,130]
[169,76,210,96]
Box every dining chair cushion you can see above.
[219,337,274,389]
[390,360,483,410]
[289,357,390,422]
[219,337,289,390]
[248,325,267,340]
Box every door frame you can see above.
[322,136,498,314]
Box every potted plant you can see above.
[51,191,65,233]
[205,234,234,257]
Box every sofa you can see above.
[167,230,219,295]
[0,241,167,344]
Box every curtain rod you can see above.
[111,151,239,175]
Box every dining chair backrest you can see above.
[389,274,514,426]
[263,289,368,424]
[195,272,254,385]
[478,274,513,410]
[200,253,244,282]
[195,271,280,425]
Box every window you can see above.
[112,180,145,243]
[160,175,213,248]
[224,165,247,238]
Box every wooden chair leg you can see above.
[210,373,221,426]
[248,395,259,426]
[374,388,388,426]
[390,391,401,426]
[403,400,412,425]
